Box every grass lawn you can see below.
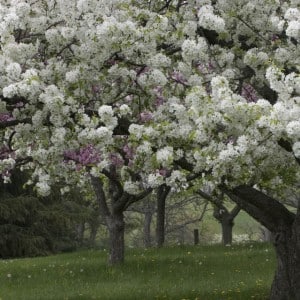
[0,243,275,300]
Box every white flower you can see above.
[211,76,231,101]
[181,38,208,62]
[148,69,168,86]
[119,104,131,116]
[51,127,66,145]
[284,8,300,21]
[286,121,300,139]
[124,181,140,195]
[128,124,144,139]
[270,16,285,31]
[286,20,300,39]
[95,126,111,139]
[147,173,164,188]
[165,170,187,188]
[60,186,70,195]
[98,105,113,118]
[3,84,18,98]
[198,5,225,32]
[98,105,117,129]
[36,181,51,196]
[156,147,173,166]
[147,54,171,68]
[136,141,152,155]
[274,48,289,63]
[292,142,300,158]
[6,62,22,79]
[65,69,80,83]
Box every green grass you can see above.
[0,243,275,300]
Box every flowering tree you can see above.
[0,0,299,297]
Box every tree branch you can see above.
[90,175,111,218]
[221,185,295,232]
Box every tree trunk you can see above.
[106,212,125,265]
[222,185,299,299]
[75,222,85,245]
[156,194,165,247]
[144,212,152,248]
[198,190,240,246]
[156,185,170,247]
[221,219,233,245]
[270,223,300,299]
[90,175,126,265]
[89,222,98,246]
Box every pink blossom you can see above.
[139,111,153,123]
[0,113,15,123]
[158,168,168,177]
[125,95,134,102]
[155,96,165,107]
[153,86,165,106]
[109,153,124,167]
[64,145,101,166]
[241,83,259,103]
[171,71,187,85]
[123,144,135,160]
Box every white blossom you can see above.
[156,147,173,166]
[292,142,300,158]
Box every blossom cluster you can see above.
[0,0,298,197]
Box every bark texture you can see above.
[144,211,153,248]
[106,213,125,265]
[213,205,240,245]
[197,190,240,245]
[90,174,151,265]
[221,218,234,245]
[223,185,299,300]
[90,175,126,265]
[156,184,170,247]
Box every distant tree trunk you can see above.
[156,185,170,247]
[213,205,240,246]
[194,229,199,245]
[197,190,240,246]
[106,212,125,265]
[223,185,300,299]
[221,218,234,245]
[144,211,152,248]
[75,223,85,244]
[89,222,98,246]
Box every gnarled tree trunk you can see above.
[270,223,300,299]
[91,174,151,265]
[106,212,125,265]
[90,175,126,265]
[223,185,299,299]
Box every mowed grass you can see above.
[0,243,275,300]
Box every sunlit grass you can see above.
[0,243,275,299]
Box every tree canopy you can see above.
[0,0,298,194]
